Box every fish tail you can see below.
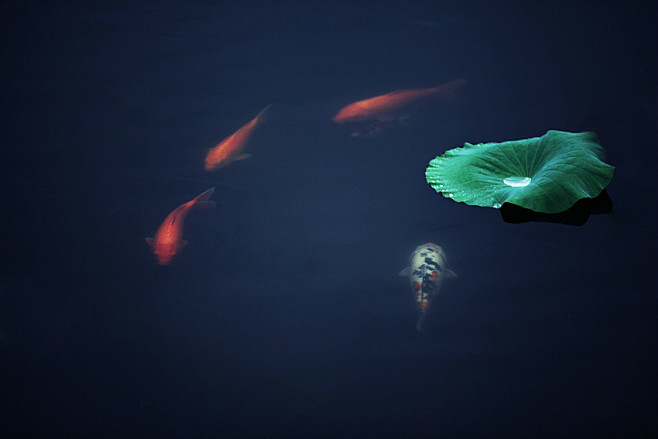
[256,103,274,121]
[416,313,426,332]
[193,187,215,202]
[189,187,216,210]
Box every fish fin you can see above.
[447,269,458,278]
[398,267,410,277]
[416,313,426,331]
[145,237,155,247]
[234,153,251,161]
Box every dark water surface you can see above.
[3,1,657,438]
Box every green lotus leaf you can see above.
[425,130,615,213]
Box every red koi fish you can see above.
[332,78,466,124]
[145,187,215,265]
[204,104,272,171]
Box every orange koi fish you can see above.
[332,78,466,124]
[204,104,272,171]
[145,187,215,265]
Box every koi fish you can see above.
[399,242,456,331]
[145,187,215,265]
[204,104,272,171]
[332,78,466,124]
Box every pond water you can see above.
[3,1,657,437]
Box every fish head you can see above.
[204,159,224,171]
[204,141,235,171]
[410,243,446,269]
[153,242,179,265]
[204,152,230,171]
[413,242,444,256]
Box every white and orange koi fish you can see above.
[399,243,456,331]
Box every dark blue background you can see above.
[3,1,657,437]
